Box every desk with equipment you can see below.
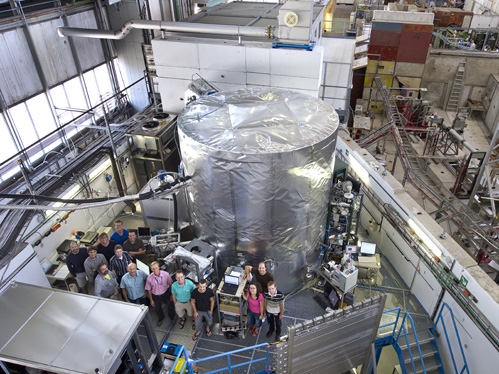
[43,226,114,291]
[217,266,247,337]
[354,241,381,285]
[318,241,380,309]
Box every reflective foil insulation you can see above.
[177,88,339,292]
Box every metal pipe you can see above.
[441,122,475,152]
[57,20,272,40]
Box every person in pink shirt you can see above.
[145,262,176,326]
[242,282,265,336]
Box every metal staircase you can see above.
[446,62,466,112]
[374,305,469,374]
[396,326,443,373]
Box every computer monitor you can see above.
[224,274,239,285]
[360,241,376,255]
[138,227,151,237]
[136,259,150,275]
[345,245,357,254]
[328,289,339,309]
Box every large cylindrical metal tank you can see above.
[177,88,339,292]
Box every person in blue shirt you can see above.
[110,219,129,245]
[120,263,148,304]
[171,270,196,329]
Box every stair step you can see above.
[398,329,434,350]
[402,341,438,364]
[404,355,442,374]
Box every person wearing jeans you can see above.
[264,281,284,340]
[190,279,215,340]
[243,282,265,336]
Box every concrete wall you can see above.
[421,51,499,110]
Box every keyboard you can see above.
[220,283,239,295]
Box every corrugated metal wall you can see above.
[0,29,43,106]
[67,11,106,72]
[30,18,78,87]
[0,10,105,106]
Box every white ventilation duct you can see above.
[57,19,272,40]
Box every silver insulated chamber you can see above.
[178,88,339,292]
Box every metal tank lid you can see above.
[178,88,339,154]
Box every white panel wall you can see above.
[0,244,50,292]
[435,292,499,374]
[153,38,323,114]
[411,260,442,315]
[470,14,499,29]
[320,37,355,113]
[380,219,418,288]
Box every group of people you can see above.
[244,262,284,340]
[66,220,285,340]
[65,220,146,296]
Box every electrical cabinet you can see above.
[126,113,179,189]
[482,74,499,133]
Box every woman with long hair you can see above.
[242,282,265,336]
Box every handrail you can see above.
[395,312,427,374]
[431,302,470,374]
[171,345,188,374]
[378,307,401,338]
[186,343,270,374]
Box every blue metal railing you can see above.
[378,307,402,338]
[180,343,270,374]
[395,312,427,374]
[431,302,470,374]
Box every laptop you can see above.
[40,258,58,275]
[138,226,151,240]
[221,274,240,295]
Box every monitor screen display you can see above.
[138,227,151,237]
[328,289,339,309]
[225,274,239,285]
[360,242,376,255]
[345,245,357,254]
[136,259,150,275]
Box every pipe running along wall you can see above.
[57,19,273,40]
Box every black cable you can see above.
[0,176,192,205]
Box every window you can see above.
[83,69,100,107]
[0,116,18,164]
[50,84,73,125]
[1,61,123,176]
[26,94,57,139]
[9,102,37,149]
[64,77,87,111]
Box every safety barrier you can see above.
[170,343,271,374]
[431,302,470,374]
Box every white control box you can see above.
[331,266,358,292]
